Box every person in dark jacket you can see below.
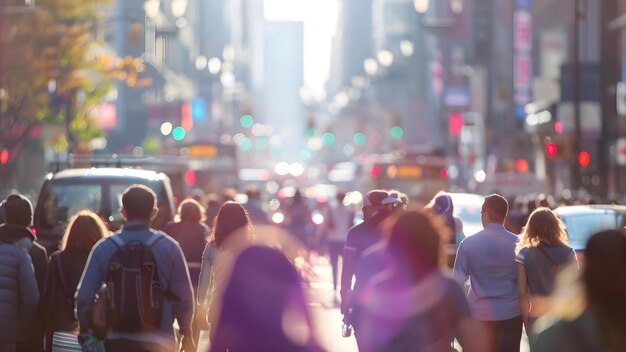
[42,210,109,351]
[163,198,210,289]
[0,194,48,352]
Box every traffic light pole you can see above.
[572,0,582,191]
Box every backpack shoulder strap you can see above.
[110,234,126,249]
[145,232,164,247]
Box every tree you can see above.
[0,0,150,159]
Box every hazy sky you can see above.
[264,0,339,99]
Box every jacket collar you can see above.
[0,224,35,244]
[121,220,150,231]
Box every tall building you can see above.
[260,21,305,160]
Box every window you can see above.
[43,184,102,233]
[562,213,619,249]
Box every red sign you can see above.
[514,11,532,51]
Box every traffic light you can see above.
[172,127,186,141]
[578,151,590,168]
[240,115,254,129]
[306,115,316,137]
[515,158,529,173]
[353,132,366,145]
[390,125,404,140]
[545,142,557,158]
[0,149,9,165]
[554,121,563,134]
[322,131,336,146]
[42,48,59,81]
[184,170,196,186]
[181,103,193,131]
[449,112,463,136]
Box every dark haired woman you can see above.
[163,198,210,289]
[355,210,485,352]
[196,201,253,341]
[43,210,109,351]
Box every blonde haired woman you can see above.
[516,207,578,332]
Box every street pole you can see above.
[572,0,582,191]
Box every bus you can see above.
[357,149,449,204]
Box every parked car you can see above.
[554,204,626,260]
[34,168,175,252]
[449,192,485,238]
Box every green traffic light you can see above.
[353,132,366,145]
[240,115,254,129]
[322,132,336,146]
[390,125,404,139]
[239,137,253,151]
[172,127,186,141]
[306,128,316,138]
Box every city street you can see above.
[2,0,624,351]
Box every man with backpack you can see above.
[76,185,196,352]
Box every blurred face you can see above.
[481,205,490,226]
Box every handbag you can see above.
[91,284,109,339]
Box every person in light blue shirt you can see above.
[76,185,196,352]
[454,194,522,352]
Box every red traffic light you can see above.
[449,113,463,136]
[578,151,590,168]
[545,142,557,158]
[370,166,381,178]
[0,149,8,165]
[184,170,197,185]
[516,158,529,173]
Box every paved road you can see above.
[306,256,530,352]
[307,256,358,352]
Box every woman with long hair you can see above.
[515,207,577,331]
[210,246,323,352]
[532,229,626,351]
[355,209,486,352]
[43,210,109,352]
[196,201,254,340]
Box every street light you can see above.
[144,0,160,19]
[208,57,222,74]
[195,56,208,70]
[400,40,415,57]
[377,50,394,67]
[171,0,187,18]
[413,0,430,13]
[364,58,379,76]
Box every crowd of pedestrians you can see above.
[0,184,624,352]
